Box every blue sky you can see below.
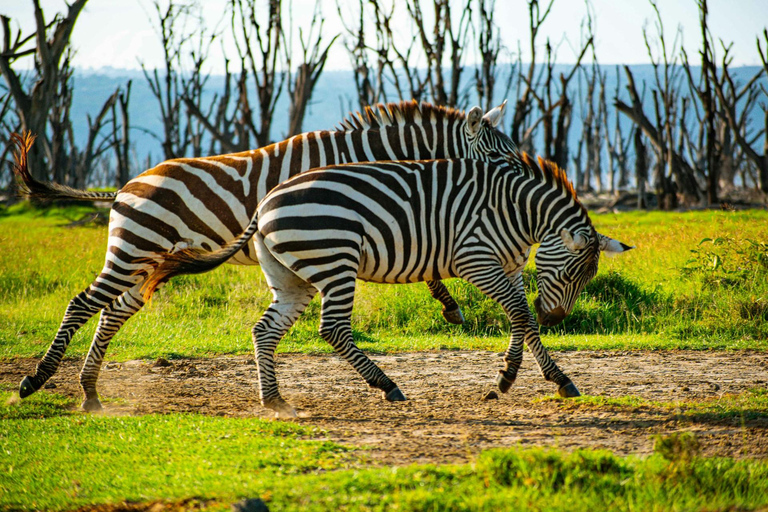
[2,0,767,71]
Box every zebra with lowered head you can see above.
[144,152,632,418]
[13,100,516,411]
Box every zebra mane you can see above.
[338,100,467,131]
[520,152,587,214]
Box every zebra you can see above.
[141,153,632,418]
[12,100,517,411]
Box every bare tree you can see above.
[337,0,390,107]
[711,29,768,195]
[285,3,338,137]
[634,121,649,209]
[141,0,205,159]
[615,2,702,208]
[474,0,501,112]
[602,67,632,194]
[0,0,87,181]
[231,0,285,148]
[339,0,475,110]
[510,0,554,149]
[680,0,720,204]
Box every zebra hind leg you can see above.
[252,287,316,418]
[252,238,318,418]
[317,276,405,402]
[19,285,113,399]
[425,280,465,324]
[78,284,150,412]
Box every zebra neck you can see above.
[507,172,588,245]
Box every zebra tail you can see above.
[10,132,118,203]
[139,213,262,302]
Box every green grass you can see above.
[1,205,767,360]
[2,388,767,512]
[0,388,351,511]
[538,388,768,421]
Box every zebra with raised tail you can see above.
[144,153,632,418]
[13,101,517,411]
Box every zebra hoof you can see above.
[557,381,581,398]
[274,406,298,419]
[496,371,515,394]
[81,397,103,412]
[264,398,297,419]
[442,307,465,325]
[19,376,40,399]
[385,387,407,402]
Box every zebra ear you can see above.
[467,106,483,136]
[482,99,507,128]
[560,229,588,252]
[598,232,634,255]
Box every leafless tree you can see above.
[510,0,554,150]
[0,0,87,181]
[711,29,768,195]
[615,1,701,208]
[141,0,212,159]
[474,0,501,112]
[111,81,132,187]
[340,0,489,110]
[229,0,285,148]
[285,3,338,137]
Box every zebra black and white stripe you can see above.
[147,153,632,417]
[15,101,517,410]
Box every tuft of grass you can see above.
[0,384,78,420]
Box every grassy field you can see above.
[2,203,767,511]
[1,204,766,360]
[2,386,767,511]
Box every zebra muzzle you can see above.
[534,298,566,327]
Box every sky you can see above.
[1,0,767,72]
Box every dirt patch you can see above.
[3,350,768,464]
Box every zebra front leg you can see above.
[458,265,578,397]
[20,286,111,399]
[521,316,580,397]
[425,280,465,324]
[317,276,405,402]
[79,284,149,411]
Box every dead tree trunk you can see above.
[112,81,132,187]
[634,126,648,209]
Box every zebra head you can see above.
[533,227,633,327]
[465,100,517,164]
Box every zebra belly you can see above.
[357,247,453,283]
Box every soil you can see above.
[3,350,768,465]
